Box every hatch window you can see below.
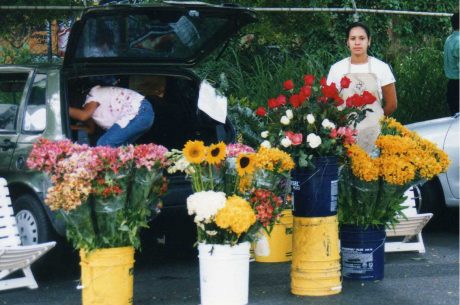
[74,11,227,61]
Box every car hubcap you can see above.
[15,210,39,245]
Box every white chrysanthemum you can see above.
[280,116,290,125]
[306,114,315,124]
[286,109,293,119]
[307,133,322,148]
[280,137,292,148]
[321,119,336,130]
[187,191,226,224]
[261,140,271,148]
[261,131,269,138]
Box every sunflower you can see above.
[206,142,227,165]
[236,153,256,176]
[183,140,206,164]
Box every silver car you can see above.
[406,113,459,228]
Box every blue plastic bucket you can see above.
[291,156,338,217]
[339,225,386,281]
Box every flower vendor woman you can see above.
[327,22,398,152]
[69,85,154,147]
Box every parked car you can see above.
[0,3,256,247]
[406,113,459,229]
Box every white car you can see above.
[406,113,459,228]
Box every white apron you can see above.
[341,58,384,153]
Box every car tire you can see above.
[12,194,75,278]
[419,178,449,231]
[13,194,55,245]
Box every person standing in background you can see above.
[444,12,459,115]
[327,22,397,153]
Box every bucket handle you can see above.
[295,168,321,187]
[295,157,335,187]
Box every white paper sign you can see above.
[197,80,227,124]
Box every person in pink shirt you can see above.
[69,85,154,147]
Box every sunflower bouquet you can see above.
[338,117,450,228]
[169,141,295,245]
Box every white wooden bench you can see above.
[0,177,56,291]
[385,186,433,253]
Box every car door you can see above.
[0,68,34,173]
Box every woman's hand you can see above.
[69,101,99,121]
[70,119,96,134]
[382,83,397,115]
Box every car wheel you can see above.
[419,178,449,231]
[13,194,54,245]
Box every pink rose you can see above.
[285,131,303,146]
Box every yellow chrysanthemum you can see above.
[206,142,227,165]
[183,140,206,164]
[255,147,295,173]
[376,135,418,157]
[346,144,379,182]
[377,156,416,185]
[215,195,256,235]
[236,153,256,176]
[381,116,412,137]
[376,125,451,182]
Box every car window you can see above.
[74,11,227,61]
[23,74,47,132]
[0,73,28,132]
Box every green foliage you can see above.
[0,0,80,40]
[393,47,450,124]
[338,167,407,229]
[0,44,33,64]
[227,98,264,148]
[199,46,336,109]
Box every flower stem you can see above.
[208,164,214,190]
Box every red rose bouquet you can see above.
[252,74,376,168]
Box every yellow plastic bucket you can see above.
[291,215,341,296]
[291,269,342,295]
[80,246,135,305]
[254,210,293,263]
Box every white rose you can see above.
[321,119,336,130]
[307,133,322,148]
[306,114,315,124]
[280,137,292,148]
[286,109,294,119]
[261,140,271,148]
[280,116,290,125]
[261,131,269,138]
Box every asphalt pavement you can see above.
[0,230,458,305]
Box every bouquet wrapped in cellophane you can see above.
[27,138,169,251]
[338,117,450,228]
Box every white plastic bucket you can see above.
[198,242,250,305]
